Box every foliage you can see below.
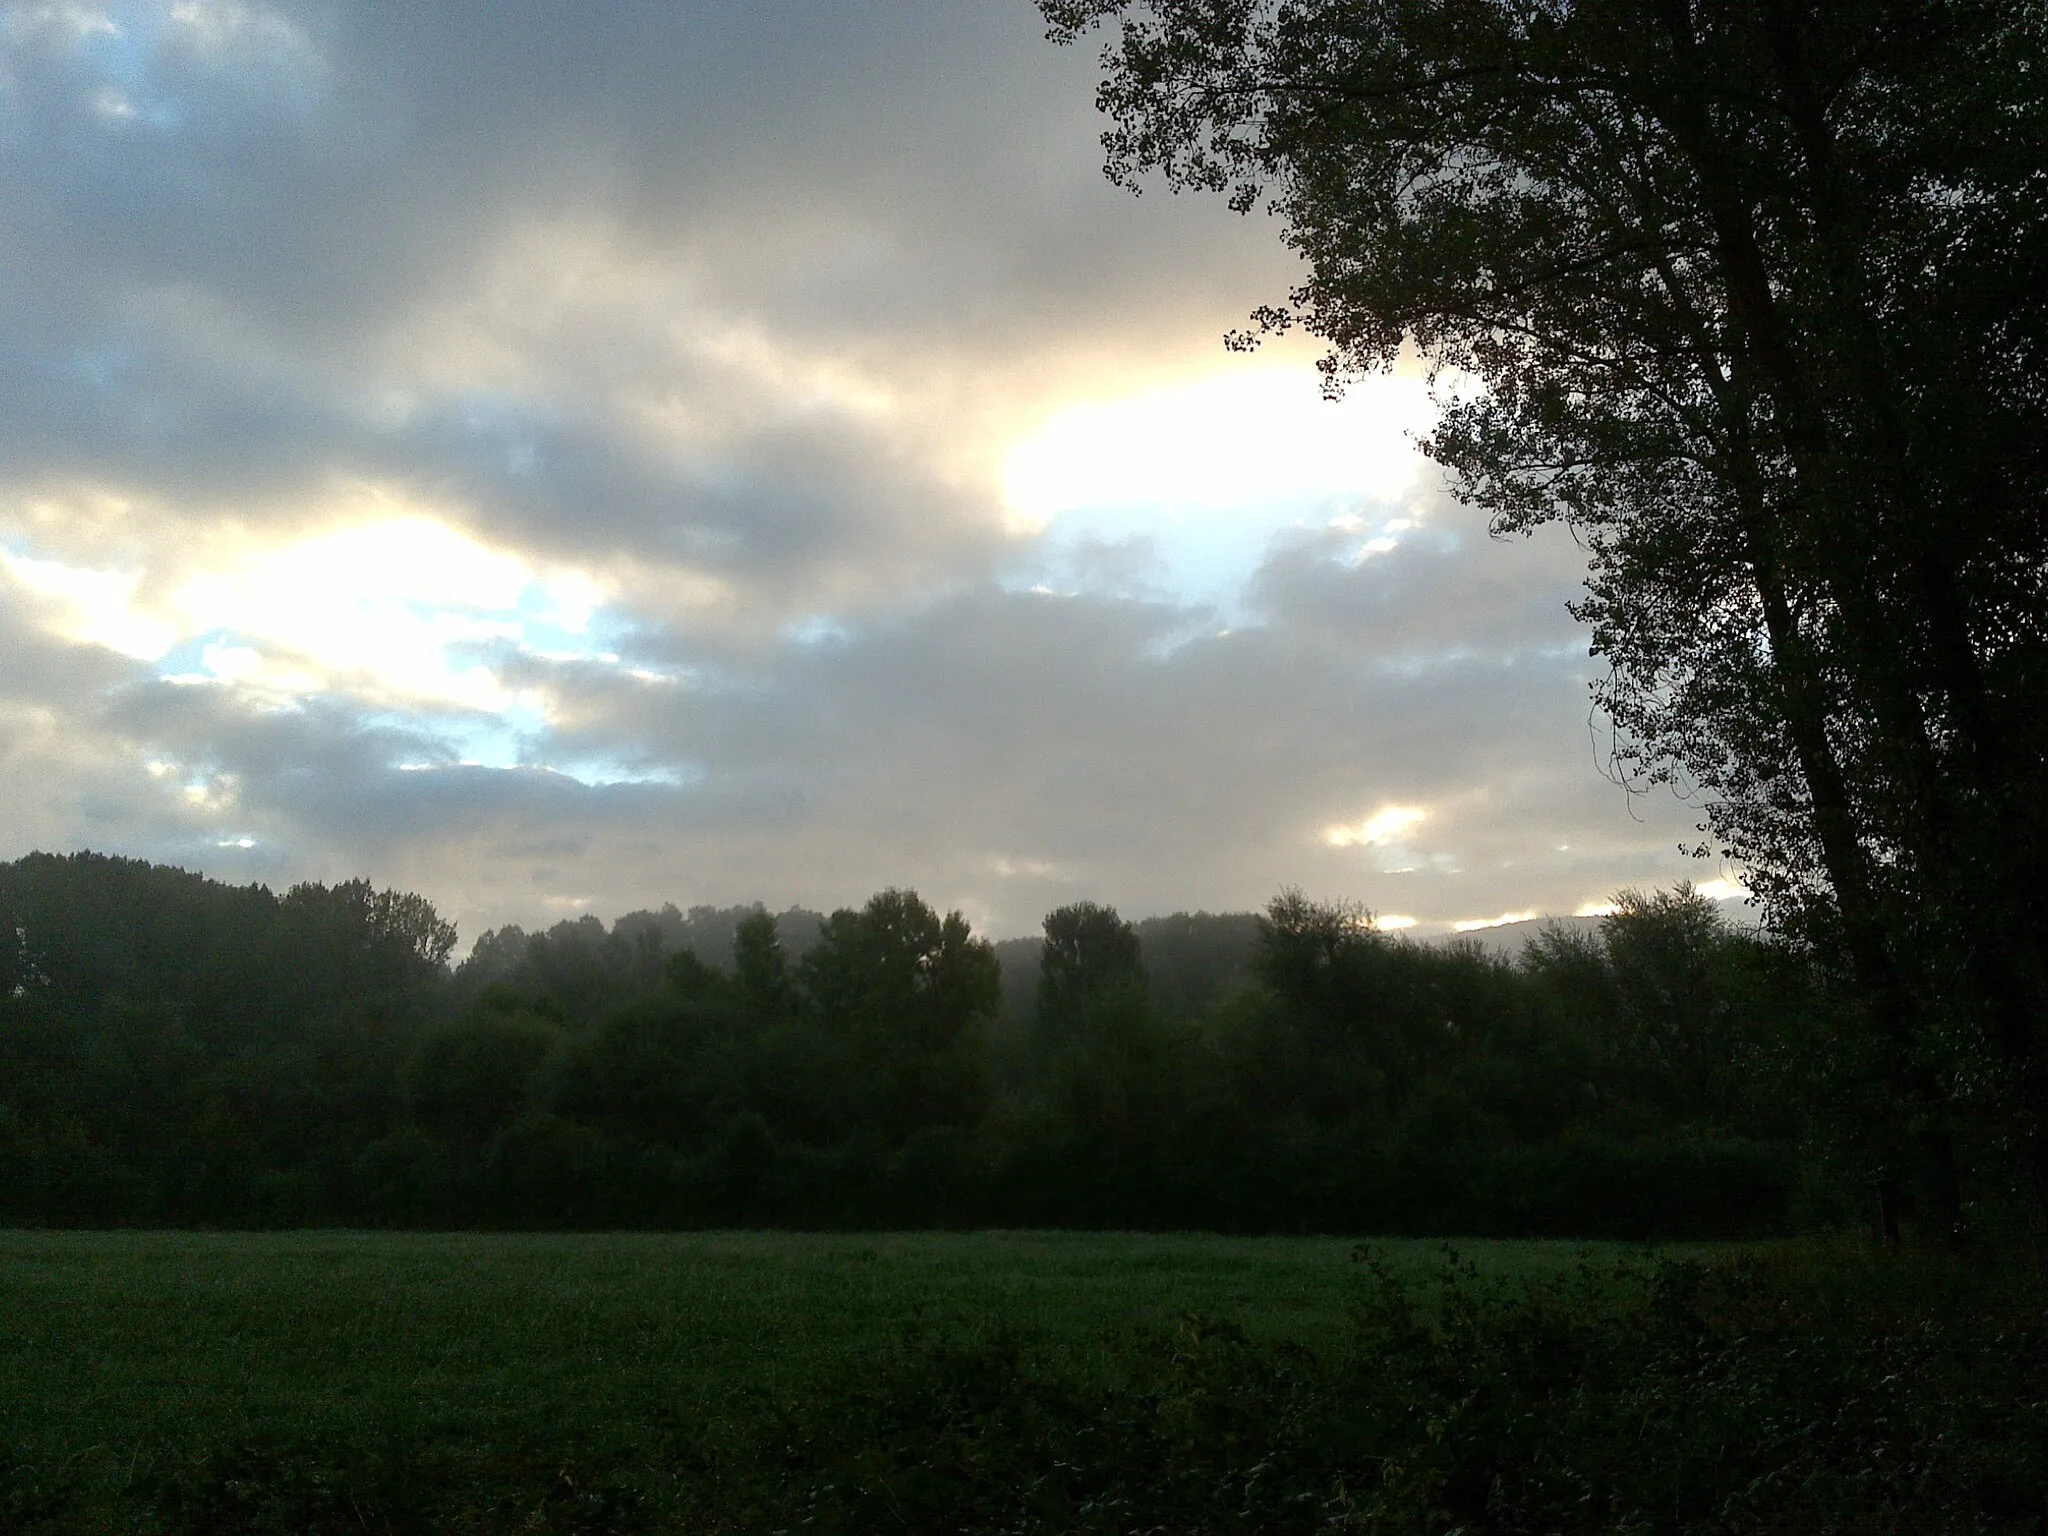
[1039,0,2048,1227]
[0,852,1834,1236]
[1037,899,1147,1032]
[776,1246,2046,1534]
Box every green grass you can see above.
[0,1229,1645,1458]
[11,1229,2031,1534]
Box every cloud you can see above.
[1,544,177,658]
[1324,806,1428,851]
[0,0,1729,944]
[1004,367,1431,527]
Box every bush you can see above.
[772,1243,2047,1534]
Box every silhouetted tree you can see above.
[732,907,794,1024]
[800,889,1000,1141]
[1038,903,1145,1036]
[1042,0,2048,1231]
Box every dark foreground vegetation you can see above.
[0,1230,2040,1534]
[0,850,1846,1238]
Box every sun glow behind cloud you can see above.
[1693,877,1748,903]
[0,547,177,659]
[1003,366,1432,528]
[168,515,600,711]
[2,511,612,720]
[1323,804,1428,850]
[997,364,1440,615]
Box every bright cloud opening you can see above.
[1324,804,1427,850]
[1,548,176,660]
[1372,913,1418,932]
[172,516,557,710]
[1694,877,1748,903]
[1003,366,1432,528]
[5,509,621,719]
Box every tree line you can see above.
[0,849,1856,1237]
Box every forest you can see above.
[3,848,1850,1238]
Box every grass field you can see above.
[1,1229,2036,1533]
[0,1230,1654,1529]
[0,1229,1628,1448]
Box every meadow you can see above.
[2,1229,2040,1533]
[1,1230,1591,1475]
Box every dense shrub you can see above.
[769,1246,2046,1534]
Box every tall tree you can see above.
[799,889,1000,1139]
[732,907,794,1023]
[1038,901,1148,1040]
[1042,0,2048,1225]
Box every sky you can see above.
[0,0,1739,946]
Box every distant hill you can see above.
[1421,896,1757,961]
[1422,914,1605,961]
[995,903,1768,1019]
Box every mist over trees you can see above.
[1042,0,2048,1239]
[3,851,1827,1236]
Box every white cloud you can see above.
[1694,877,1748,903]
[1324,804,1427,850]
[1,549,177,659]
[6,2,120,41]
[6,508,620,716]
[1003,366,1430,527]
